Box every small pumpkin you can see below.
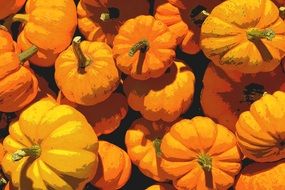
[0,26,38,113]
[2,97,99,190]
[55,36,120,106]
[201,0,285,73]
[201,63,285,132]
[4,0,77,67]
[235,159,285,190]
[113,15,176,80]
[160,116,242,190]
[236,91,285,162]
[125,118,175,182]
[91,141,131,190]
[0,0,26,20]
[123,60,195,122]
[77,0,149,46]
[146,183,175,190]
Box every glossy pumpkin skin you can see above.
[160,116,242,190]
[0,27,38,113]
[16,0,77,67]
[123,60,195,122]
[201,0,285,73]
[77,0,149,46]
[55,38,120,106]
[146,183,175,190]
[2,98,99,190]
[236,91,285,162]
[201,63,285,132]
[113,15,176,80]
[91,141,131,190]
[0,0,26,19]
[235,159,285,190]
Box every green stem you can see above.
[153,138,162,157]
[12,145,41,161]
[18,45,38,64]
[198,153,212,171]
[128,39,149,57]
[247,28,276,41]
[3,14,29,32]
[280,7,285,20]
[0,178,7,186]
[72,36,91,73]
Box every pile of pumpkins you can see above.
[0,0,285,189]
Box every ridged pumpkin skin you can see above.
[201,0,285,73]
[77,0,149,46]
[113,15,176,80]
[0,0,26,19]
[125,118,174,182]
[55,37,120,106]
[91,141,131,190]
[123,60,195,122]
[201,63,285,132]
[146,183,175,190]
[236,91,285,162]
[2,98,99,190]
[0,27,38,112]
[235,159,285,190]
[160,116,242,190]
[14,0,77,67]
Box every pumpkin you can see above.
[123,60,195,122]
[0,26,38,113]
[235,159,285,190]
[113,15,176,80]
[155,1,223,54]
[146,183,175,190]
[201,0,285,73]
[201,63,285,132]
[125,118,176,182]
[236,91,285,162]
[55,36,120,106]
[4,0,77,67]
[0,0,26,20]
[160,116,242,190]
[91,141,131,190]
[1,97,99,190]
[77,0,149,46]
[4,182,12,190]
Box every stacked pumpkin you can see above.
[0,0,285,189]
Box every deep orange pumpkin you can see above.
[146,183,175,190]
[0,0,26,19]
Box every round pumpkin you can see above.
[201,63,285,132]
[4,0,77,67]
[0,0,26,20]
[235,159,285,190]
[123,60,195,122]
[91,141,131,190]
[55,36,120,106]
[113,15,176,80]
[236,91,285,162]
[146,183,175,190]
[125,118,176,182]
[160,116,242,190]
[0,26,38,113]
[2,97,99,190]
[201,0,285,73]
[77,0,149,46]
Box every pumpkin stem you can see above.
[0,178,7,186]
[153,138,162,157]
[12,145,41,161]
[72,36,92,73]
[191,5,210,26]
[198,153,212,171]
[129,39,149,57]
[100,7,120,21]
[18,45,38,64]
[240,83,265,104]
[280,7,285,20]
[3,14,29,32]
[247,28,276,41]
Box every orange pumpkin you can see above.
[77,0,149,46]
[201,63,285,132]
[146,183,175,190]
[0,26,38,112]
[125,118,176,182]
[201,0,285,73]
[123,60,195,122]
[236,91,285,162]
[55,36,120,106]
[0,0,26,20]
[235,159,285,190]
[4,0,77,67]
[160,116,242,190]
[113,15,176,80]
[155,0,223,54]
[91,141,131,190]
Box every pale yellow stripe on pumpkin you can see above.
[3,136,28,152]
[173,165,201,190]
[24,160,47,189]
[8,121,33,147]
